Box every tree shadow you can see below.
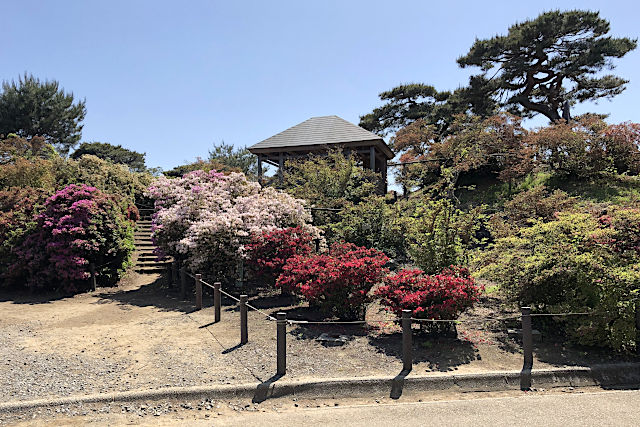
[94,277,194,313]
[368,331,479,372]
[0,289,69,305]
[532,339,640,368]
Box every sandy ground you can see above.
[1,269,637,407]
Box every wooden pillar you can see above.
[382,158,388,194]
[369,146,376,171]
[278,152,284,186]
[257,154,263,185]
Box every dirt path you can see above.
[0,272,256,403]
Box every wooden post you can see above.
[195,274,203,310]
[370,146,376,171]
[382,157,388,194]
[520,307,533,390]
[171,261,178,287]
[257,154,263,186]
[402,309,412,372]
[240,295,248,345]
[635,300,640,355]
[278,152,284,186]
[277,312,287,375]
[89,263,97,291]
[180,266,187,299]
[214,282,221,323]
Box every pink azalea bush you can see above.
[11,184,135,293]
[146,170,320,282]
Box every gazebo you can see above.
[248,115,394,193]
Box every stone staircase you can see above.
[134,217,172,274]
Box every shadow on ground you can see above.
[95,277,194,313]
[368,332,479,372]
[0,290,69,305]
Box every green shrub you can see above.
[474,207,640,350]
[405,198,481,274]
[328,195,409,261]
[488,185,575,238]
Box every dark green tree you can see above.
[71,142,147,172]
[457,10,637,122]
[0,74,86,155]
[208,141,257,176]
[359,80,497,138]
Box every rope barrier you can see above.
[530,311,596,317]
[183,271,602,326]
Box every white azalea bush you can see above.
[146,170,319,282]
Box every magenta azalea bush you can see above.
[10,184,135,293]
[146,170,320,282]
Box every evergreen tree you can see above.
[0,74,86,155]
[71,142,147,172]
[458,10,636,122]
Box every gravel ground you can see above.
[1,270,637,409]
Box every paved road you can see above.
[214,390,640,427]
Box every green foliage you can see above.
[164,158,240,178]
[0,134,57,164]
[458,10,637,122]
[208,142,257,177]
[74,155,150,204]
[0,74,86,155]
[359,81,497,137]
[474,207,640,350]
[404,198,482,274]
[71,142,147,172]
[328,195,409,262]
[487,186,576,238]
[283,150,380,229]
[0,138,151,205]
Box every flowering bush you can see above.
[247,226,314,285]
[277,242,389,319]
[0,187,47,285]
[376,266,481,325]
[146,170,319,282]
[11,184,134,293]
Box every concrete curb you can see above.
[2,363,639,414]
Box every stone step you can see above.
[136,261,171,268]
[135,267,167,274]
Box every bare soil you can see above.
[1,270,637,407]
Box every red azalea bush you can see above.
[247,226,314,285]
[376,266,482,323]
[11,184,135,293]
[277,242,389,319]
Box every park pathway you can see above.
[133,213,171,274]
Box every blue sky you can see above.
[2,0,639,170]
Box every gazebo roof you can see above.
[248,115,394,159]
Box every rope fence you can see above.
[171,264,640,390]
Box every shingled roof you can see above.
[249,115,394,159]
